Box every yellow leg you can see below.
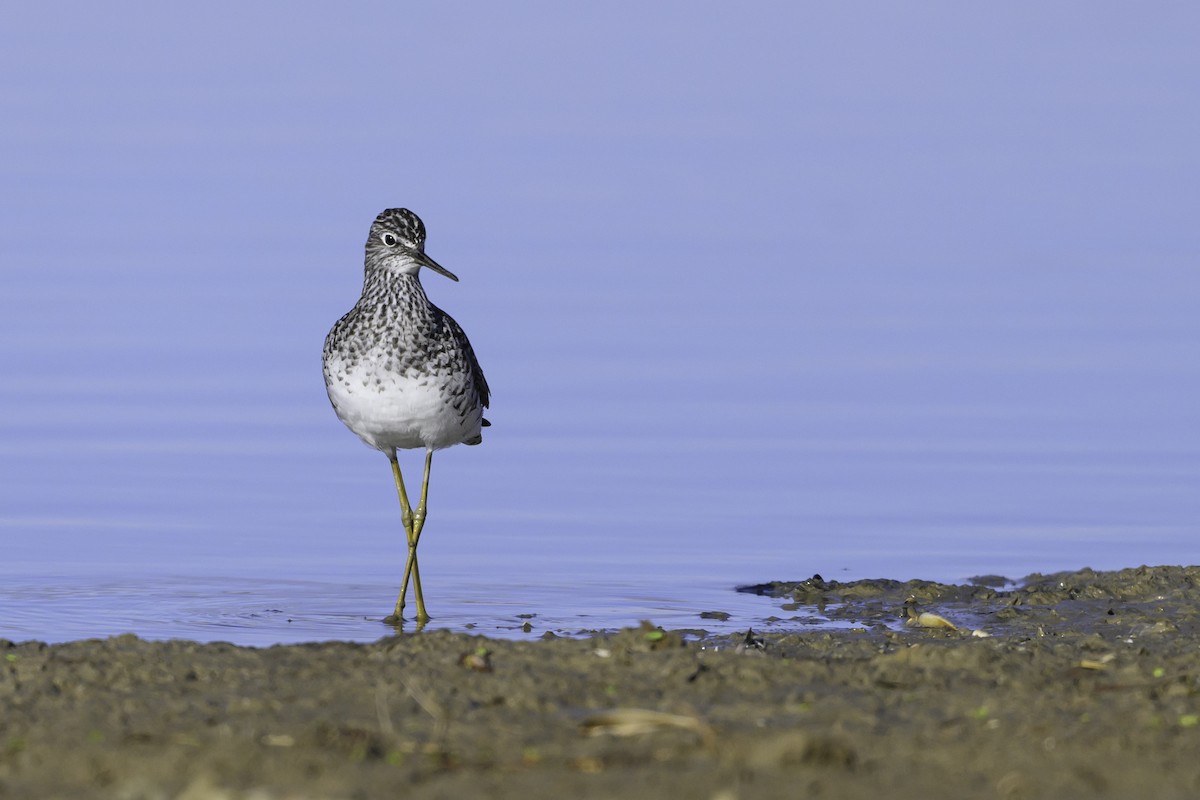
[399,448,434,621]
[386,449,434,624]
[385,451,424,624]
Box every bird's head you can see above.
[364,208,459,281]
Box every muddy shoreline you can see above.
[4,565,1200,798]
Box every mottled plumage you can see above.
[323,208,489,451]
[322,208,489,624]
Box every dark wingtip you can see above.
[464,418,491,446]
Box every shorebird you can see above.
[322,208,490,624]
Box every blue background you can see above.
[2,4,1197,643]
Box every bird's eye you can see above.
[382,233,398,247]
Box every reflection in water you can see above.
[0,575,826,647]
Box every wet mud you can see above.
[4,565,1200,799]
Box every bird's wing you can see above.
[447,315,490,410]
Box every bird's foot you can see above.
[382,612,429,630]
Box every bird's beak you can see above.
[417,251,459,282]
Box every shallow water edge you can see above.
[4,564,1200,799]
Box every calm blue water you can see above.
[2,6,1198,645]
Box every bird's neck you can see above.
[361,269,430,306]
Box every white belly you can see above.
[325,364,481,452]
